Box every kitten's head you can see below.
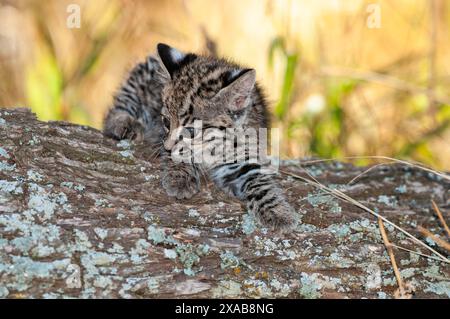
[156,43,256,151]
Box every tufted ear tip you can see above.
[156,43,170,56]
[156,43,197,79]
[156,43,167,50]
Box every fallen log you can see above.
[0,108,448,299]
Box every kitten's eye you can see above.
[227,109,245,120]
[186,127,195,138]
[162,116,170,131]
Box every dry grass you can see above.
[390,244,445,263]
[378,218,414,299]
[281,164,450,264]
[431,200,450,237]
[418,225,450,252]
[298,155,450,182]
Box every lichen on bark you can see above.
[0,108,449,299]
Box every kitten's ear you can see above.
[157,43,196,78]
[219,69,256,111]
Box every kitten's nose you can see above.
[164,138,173,151]
[164,138,175,151]
[164,126,183,151]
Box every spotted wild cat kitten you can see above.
[104,43,298,231]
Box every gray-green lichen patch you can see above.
[164,249,177,259]
[0,147,10,159]
[144,174,158,181]
[269,278,292,297]
[116,139,133,158]
[243,279,274,298]
[0,286,9,298]
[299,272,322,299]
[27,170,44,182]
[148,225,175,245]
[327,223,351,239]
[94,227,108,240]
[422,264,449,282]
[327,252,355,268]
[119,278,149,298]
[365,263,382,289]
[0,213,61,255]
[241,212,257,235]
[188,208,200,218]
[142,211,158,224]
[65,264,82,289]
[307,191,342,214]
[424,281,450,297]
[72,229,93,251]
[93,276,114,289]
[107,243,125,254]
[377,195,398,207]
[119,150,133,158]
[27,183,69,220]
[0,180,23,195]
[377,291,388,299]
[0,162,15,172]
[299,272,342,299]
[252,235,297,261]
[0,153,16,171]
[394,185,407,194]
[295,222,318,233]
[425,237,437,247]
[94,198,108,207]
[129,239,151,263]
[176,243,210,276]
[117,140,132,149]
[80,251,117,270]
[31,244,56,258]
[28,134,40,146]
[60,181,85,192]
[400,251,420,266]
[147,224,210,276]
[220,250,241,270]
[212,280,242,298]
[0,256,71,292]
[400,267,417,279]
[188,208,207,225]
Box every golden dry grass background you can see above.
[0,0,449,169]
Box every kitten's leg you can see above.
[161,154,201,199]
[103,56,165,143]
[210,163,298,231]
[104,108,145,142]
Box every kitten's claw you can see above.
[104,112,145,143]
[162,169,200,199]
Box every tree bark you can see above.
[0,108,448,299]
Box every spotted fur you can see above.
[104,43,298,231]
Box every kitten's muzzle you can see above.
[164,128,181,150]
[164,138,175,151]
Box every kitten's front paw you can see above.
[104,111,145,142]
[162,169,200,199]
[257,201,298,233]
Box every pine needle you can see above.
[431,200,450,237]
